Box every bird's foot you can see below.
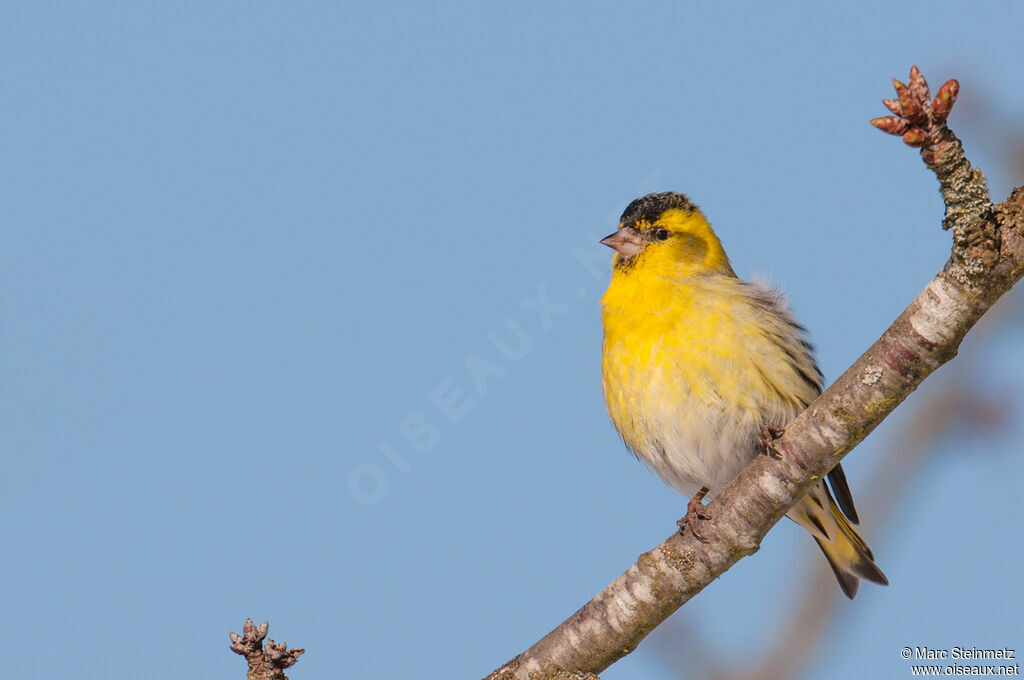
[677,487,711,543]
[759,424,785,459]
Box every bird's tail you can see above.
[788,481,889,599]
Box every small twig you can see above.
[871,65,997,280]
[230,619,305,680]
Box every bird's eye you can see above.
[654,228,670,241]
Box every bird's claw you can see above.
[677,487,711,543]
[759,424,785,459]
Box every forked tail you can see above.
[789,480,888,599]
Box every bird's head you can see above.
[601,192,732,279]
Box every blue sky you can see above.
[2,2,1022,679]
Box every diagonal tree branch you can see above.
[651,310,1016,680]
[485,66,1024,680]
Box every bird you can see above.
[600,191,887,599]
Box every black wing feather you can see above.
[827,463,860,525]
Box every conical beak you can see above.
[600,226,643,257]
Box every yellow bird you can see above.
[600,191,887,598]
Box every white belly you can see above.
[620,360,802,500]
[638,396,768,498]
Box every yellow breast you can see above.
[601,268,820,494]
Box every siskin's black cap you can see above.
[619,192,694,228]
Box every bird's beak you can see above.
[600,227,643,257]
